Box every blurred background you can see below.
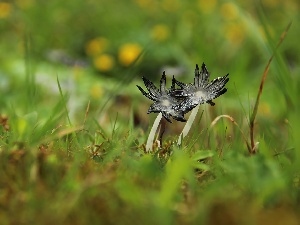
[0,0,299,133]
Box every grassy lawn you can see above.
[1,0,300,224]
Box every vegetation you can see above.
[1,0,300,224]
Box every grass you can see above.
[1,1,300,224]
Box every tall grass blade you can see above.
[57,76,72,126]
[249,22,291,154]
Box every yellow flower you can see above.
[198,0,216,14]
[90,83,104,99]
[161,0,180,12]
[85,37,109,56]
[223,22,245,45]
[0,2,12,19]
[258,102,271,116]
[134,0,158,12]
[93,54,114,72]
[134,0,152,8]
[16,0,35,9]
[118,43,142,66]
[220,2,239,21]
[262,0,280,8]
[151,24,170,42]
[72,65,84,80]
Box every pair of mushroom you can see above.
[137,63,229,123]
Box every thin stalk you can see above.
[146,113,163,152]
[177,105,200,146]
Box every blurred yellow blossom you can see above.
[16,0,35,9]
[258,102,271,117]
[118,43,142,66]
[161,0,180,12]
[223,22,245,45]
[134,0,157,11]
[0,2,12,18]
[262,0,279,7]
[198,0,216,14]
[72,66,85,81]
[90,83,104,99]
[220,2,239,21]
[283,0,299,14]
[85,37,109,56]
[151,24,170,42]
[134,0,151,8]
[93,54,115,72]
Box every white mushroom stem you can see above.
[146,112,163,153]
[177,104,200,146]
